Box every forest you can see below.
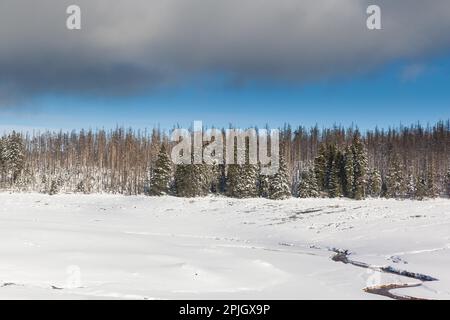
[0,120,449,200]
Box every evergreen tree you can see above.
[241,164,259,197]
[414,174,427,200]
[1,132,25,184]
[406,173,416,199]
[226,137,258,198]
[49,179,60,195]
[297,167,319,198]
[175,164,211,197]
[226,164,258,198]
[351,133,368,200]
[258,166,270,198]
[314,144,327,192]
[210,162,225,194]
[0,137,5,184]
[328,150,343,198]
[445,169,450,198]
[426,163,438,198]
[385,152,405,198]
[367,168,382,197]
[343,146,354,198]
[226,164,242,197]
[149,145,172,196]
[268,153,291,200]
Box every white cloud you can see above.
[1,0,450,105]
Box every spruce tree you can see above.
[226,138,258,198]
[385,152,405,198]
[241,164,259,197]
[268,153,291,200]
[210,162,225,194]
[445,169,450,198]
[414,175,427,200]
[426,163,438,198]
[149,145,172,196]
[49,179,60,195]
[297,167,319,198]
[351,133,368,200]
[367,168,382,197]
[314,144,327,192]
[0,137,5,184]
[1,132,25,184]
[343,146,354,198]
[226,164,258,198]
[328,150,343,198]
[226,163,241,197]
[406,173,417,199]
[175,164,211,197]
[258,166,270,198]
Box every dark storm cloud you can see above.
[1,0,450,106]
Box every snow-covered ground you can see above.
[1,193,449,300]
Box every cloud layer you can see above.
[1,0,450,106]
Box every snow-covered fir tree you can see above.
[226,164,258,198]
[296,167,319,198]
[328,151,343,198]
[444,169,450,197]
[210,162,225,194]
[241,164,259,197]
[343,146,354,198]
[268,152,291,200]
[0,132,25,184]
[426,163,438,198]
[414,174,427,200]
[314,144,327,193]
[406,173,417,199]
[351,133,368,200]
[385,152,405,198]
[49,179,60,195]
[258,164,270,198]
[226,138,258,198]
[149,144,172,196]
[175,163,211,197]
[367,168,382,197]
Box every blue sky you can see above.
[1,55,449,132]
[1,1,450,133]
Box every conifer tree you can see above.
[258,166,270,198]
[406,173,417,199]
[149,145,172,196]
[1,132,25,184]
[49,179,60,195]
[226,137,258,198]
[426,163,438,198]
[241,163,259,197]
[314,144,327,192]
[175,163,211,197]
[297,167,319,198]
[328,150,343,198]
[226,164,242,198]
[414,174,427,200]
[210,162,225,194]
[367,168,382,197]
[268,153,291,200]
[445,169,450,198]
[0,137,5,184]
[385,152,405,198]
[343,146,354,198]
[351,133,368,200]
[226,164,259,198]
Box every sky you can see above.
[1,0,450,132]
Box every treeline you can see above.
[0,121,449,200]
